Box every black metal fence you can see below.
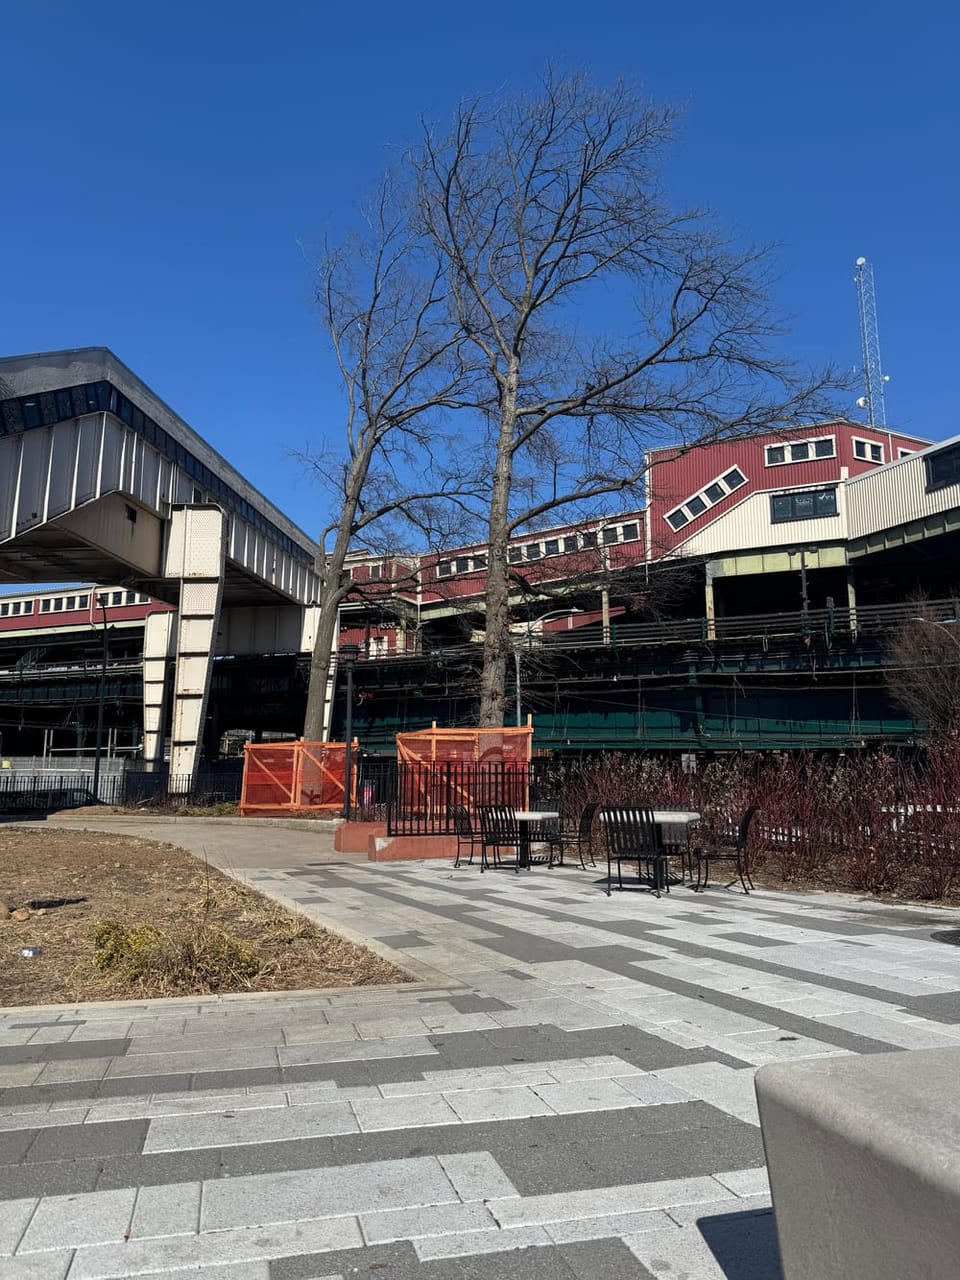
[386,760,559,836]
[0,765,243,815]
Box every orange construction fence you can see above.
[394,725,534,821]
[239,740,357,817]
[396,724,533,766]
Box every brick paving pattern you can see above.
[2,848,960,1277]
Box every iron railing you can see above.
[386,760,559,837]
[0,766,242,814]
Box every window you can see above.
[508,546,523,564]
[0,604,7,617]
[78,595,89,608]
[686,495,707,517]
[544,539,560,556]
[601,527,618,545]
[853,438,884,464]
[927,443,960,492]
[455,557,470,573]
[473,554,487,570]
[436,561,452,578]
[54,598,64,611]
[581,530,598,548]
[11,602,21,615]
[723,467,747,490]
[704,483,725,504]
[666,509,689,531]
[112,592,123,606]
[770,487,838,523]
[898,448,915,460]
[664,466,750,531]
[23,601,32,614]
[563,535,579,553]
[41,599,51,613]
[525,544,541,560]
[621,522,639,541]
[192,487,205,504]
[66,596,76,610]
[126,591,137,604]
[765,437,835,466]
[368,564,383,582]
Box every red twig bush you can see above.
[546,744,960,901]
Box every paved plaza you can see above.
[3,825,960,1278]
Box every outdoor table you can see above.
[515,809,560,869]
[600,808,701,892]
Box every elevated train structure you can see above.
[3,346,960,760]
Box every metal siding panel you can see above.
[15,432,48,532]
[46,421,78,518]
[74,416,100,503]
[99,418,124,491]
[0,438,20,540]
[680,488,847,556]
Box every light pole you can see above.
[339,642,360,820]
[91,593,109,802]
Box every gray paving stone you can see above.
[360,1199,496,1244]
[25,1118,148,1164]
[0,1155,101,1199]
[129,1179,202,1240]
[353,1093,460,1132]
[0,1251,73,1278]
[0,1129,39,1165]
[0,1040,129,1066]
[144,1099,358,1151]
[18,1186,136,1252]
[68,1214,363,1278]
[0,1196,37,1253]
[436,1151,518,1202]
[716,932,791,948]
[201,1155,456,1232]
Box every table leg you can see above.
[519,824,530,869]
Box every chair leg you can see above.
[606,851,612,896]
[737,854,753,894]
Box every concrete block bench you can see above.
[755,1047,960,1280]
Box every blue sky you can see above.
[1,0,955,546]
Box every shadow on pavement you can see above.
[698,1207,783,1280]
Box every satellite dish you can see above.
[856,257,867,266]
[856,396,868,409]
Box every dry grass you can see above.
[0,827,409,1006]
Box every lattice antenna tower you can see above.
[854,256,889,427]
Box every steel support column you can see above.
[163,505,226,790]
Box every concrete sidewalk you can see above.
[2,822,960,1278]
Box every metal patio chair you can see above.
[559,802,600,869]
[476,804,522,873]
[450,803,482,867]
[602,806,669,897]
[692,805,759,893]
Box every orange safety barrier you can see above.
[239,740,356,817]
[396,725,533,765]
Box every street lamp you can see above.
[339,642,360,820]
[91,593,109,802]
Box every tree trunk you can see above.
[302,460,369,741]
[302,597,342,741]
[478,373,518,727]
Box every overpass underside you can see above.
[0,351,324,785]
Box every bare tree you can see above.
[885,600,960,739]
[414,69,843,726]
[301,179,482,741]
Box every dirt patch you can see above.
[0,828,409,1007]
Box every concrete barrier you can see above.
[755,1047,960,1280]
